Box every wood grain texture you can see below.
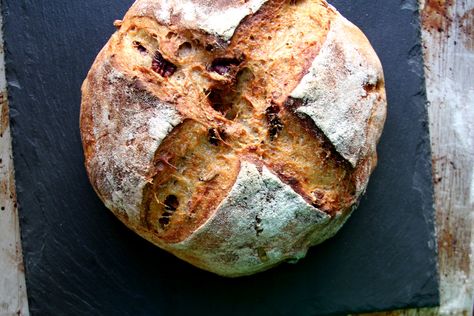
[0,0,472,315]
[422,0,474,314]
[356,0,474,315]
[0,9,29,316]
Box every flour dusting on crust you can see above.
[84,61,182,223]
[81,0,387,277]
[134,0,268,41]
[171,161,330,277]
[290,15,384,167]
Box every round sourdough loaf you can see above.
[80,0,386,277]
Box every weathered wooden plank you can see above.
[421,0,474,314]
[0,9,29,316]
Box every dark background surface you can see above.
[2,0,439,315]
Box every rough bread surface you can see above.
[291,15,384,167]
[135,0,269,41]
[80,0,387,277]
[171,161,330,276]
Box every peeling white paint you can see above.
[422,0,474,314]
[0,9,29,315]
[471,170,474,205]
[439,270,473,315]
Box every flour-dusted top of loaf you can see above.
[81,55,183,223]
[170,161,331,276]
[291,14,385,167]
[80,0,387,277]
[128,0,269,41]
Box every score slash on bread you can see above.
[80,0,386,277]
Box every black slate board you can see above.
[3,0,439,315]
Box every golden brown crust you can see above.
[80,0,386,276]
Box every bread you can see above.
[80,0,386,277]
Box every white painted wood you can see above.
[422,0,474,314]
[0,7,29,316]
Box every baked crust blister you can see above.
[80,0,386,277]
